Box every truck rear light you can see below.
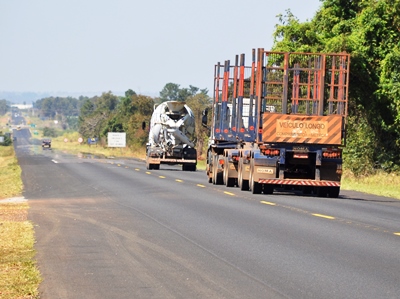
[219,159,225,165]
[322,150,341,159]
[263,149,280,156]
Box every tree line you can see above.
[271,0,400,175]
[32,84,211,156]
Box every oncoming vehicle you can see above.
[42,139,51,148]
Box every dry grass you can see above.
[0,203,41,299]
[0,142,41,299]
[0,147,23,199]
[342,170,400,199]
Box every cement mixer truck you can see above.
[145,101,197,171]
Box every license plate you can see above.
[257,167,274,174]
[294,153,308,159]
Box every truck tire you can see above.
[238,161,249,191]
[183,163,196,171]
[227,178,235,187]
[316,187,328,197]
[263,184,274,195]
[212,155,223,185]
[249,173,262,194]
[147,163,159,170]
[223,160,235,187]
[328,187,340,198]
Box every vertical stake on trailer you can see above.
[249,49,256,139]
[213,62,221,138]
[232,55,238,133]
[318,54,326,116]
[220,60,230,138]
[238,53,245,138]
[255,48,264,143]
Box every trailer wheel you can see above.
[250,173,262,194]
[223,165,235,187]
[240,179,249,191]
[212,155,223,185]
[263,184,274,195]
[302,186,313,195]
[328,187,340,198]
[316,187,328,197]
[226,177,235,187]
[147,163,159,170]
[238,161,249,191]
[183,164,196,171]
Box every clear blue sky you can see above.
[0,0,322,98]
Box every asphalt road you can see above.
[13,129,400,299]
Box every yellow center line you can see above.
[224,191,235,196]
[117,164,121,166]
[394,232,400,236]
[260,201,276,206]
[159,176,166,179]
[125,166,129,169]
[176,179,183,183]
[197,184,205,188]
[135,168,140,171]
[145,171,151,174]
[312,213,335,220]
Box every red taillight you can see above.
[323,150,341,159]
[219,159,224,165]
[263,149,280,156]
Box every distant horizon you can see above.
[1,0,321,100]
[0,90,159,104]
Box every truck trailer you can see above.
[205,48,350,197]
[146,101,197,171]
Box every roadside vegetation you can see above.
[0,144,41,299]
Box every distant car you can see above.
[42,139,51,148]
[17,125,21,130]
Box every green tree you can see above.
[160,83,209,102]
[159,83,181,102]
[0,100,8,115]
[272,0,400,174]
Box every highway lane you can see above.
[13,131,400,299]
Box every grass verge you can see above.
[0,146,42,299]
[0,146,23,199]
[342,170,400,199]
[0,203,41,299]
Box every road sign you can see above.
[107,132,126,147]
[88,137,98,145]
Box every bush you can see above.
[0,131,12,146]
[42,127,58,137]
